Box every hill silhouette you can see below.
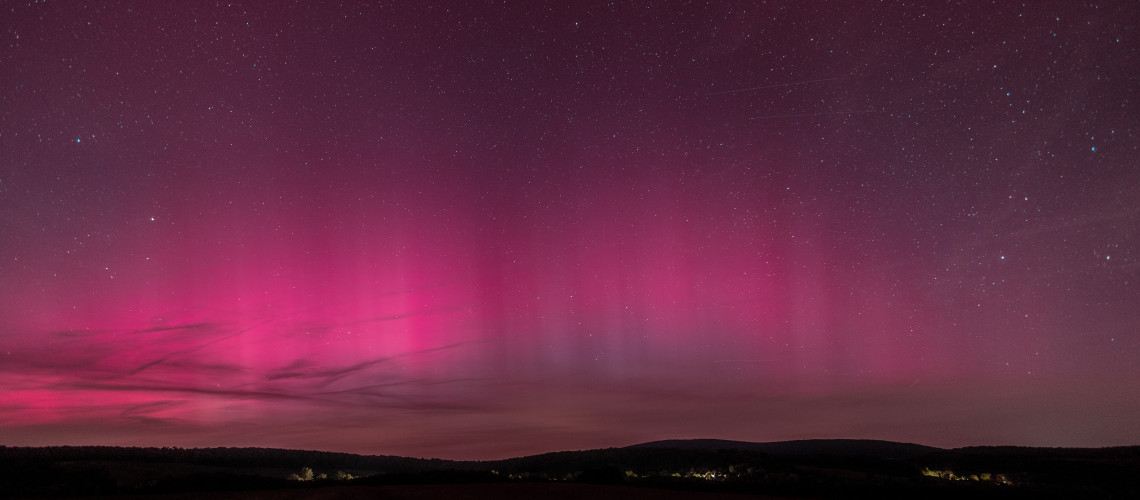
[629,438,940,460]
[2,440,1138,498]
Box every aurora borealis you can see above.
[2,1,1138,459]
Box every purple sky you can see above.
[2,1,1138,460]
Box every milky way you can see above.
[1,1,1138,459]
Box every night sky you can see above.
[2,1,1138,460]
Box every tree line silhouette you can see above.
[1,442,1137,498]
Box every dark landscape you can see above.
[3,439,1138,499]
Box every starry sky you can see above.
[1,1,1138,460]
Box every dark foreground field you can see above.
[75,483,782,500]
[4,440,1138,499]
